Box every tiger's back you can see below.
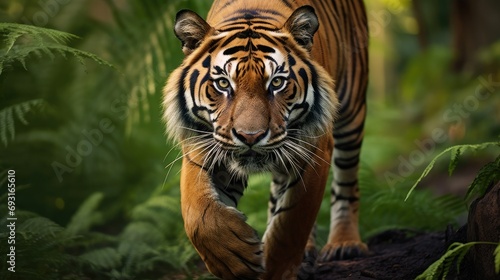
[163,0,369,278]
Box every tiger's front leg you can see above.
[262,135,334,280]
[180,149,264,279]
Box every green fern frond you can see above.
[17,216,64,238]
[0,23,113,74]
[161,237,198,271]
[120,221,165,246]
[65,192,104,237]
[0,22,77,52]
[465,155,500,202]
[406,141,500,201]
[0,211,82,280]
[0,99,44,147]
[79,247,122,270]
[118,240,159,276]
[448,146,462,176]
[416,242,473,280]
[417,242,500,280]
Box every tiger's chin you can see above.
[226,151,275,176]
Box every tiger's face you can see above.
[163,7,338,176]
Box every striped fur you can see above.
[163,0,368,279]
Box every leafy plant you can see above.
[0,23,113,147]
[407,141,500,279]
[416,242,500,280]
[0,23,112,74]
[0,208,82,280]
[406,141,500,201]
[0,99,44,146]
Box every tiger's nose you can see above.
[232,129,268,146]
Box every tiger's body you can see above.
[163,0,368,279]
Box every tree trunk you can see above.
[451,0,500,73]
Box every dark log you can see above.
[467,181,500,280]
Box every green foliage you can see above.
[411,141,500,279]
[65,192,105,236]
[103,0,211,128]
[495,243,500,274]
[465,155,500,202]
[416,242,500,280]
[0,184,199,279]
[0,209,82,280]
[77,183,199,278]
[356,161,465,239]
[0,23,112,74]
[406,141,500,201]
[0,23,113,149]
[0,99,44,146]
[80,247,122,271]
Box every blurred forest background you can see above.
[0,0,498,279]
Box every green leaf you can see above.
[417,242,500,280]
[406,141,500,201]
[79,247,122,270]
[65,192,104,236]
[465,155,500,202]
[0,99,44,146]
[0,23,114,75]
[448,146,462,176]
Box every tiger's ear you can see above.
[174,10,213,55]
[283,6,319,52]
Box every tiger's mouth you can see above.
[239,150,261,158]
[235,149,267,163]
[230,149,271,172]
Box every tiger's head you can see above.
[163,6,338,177]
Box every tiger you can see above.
[162,0,369,279]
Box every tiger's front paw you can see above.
[318,241,368,262]
[186,205,264,279]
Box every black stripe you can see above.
[334,157,360,169]
[273,204,297,216]
[334,137,363,151]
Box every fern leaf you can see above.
[13,102,29,125]
[65,192,104,236]
[417,242,500,280]
[0,23,78,51]
[161,238,198,271]
[406,141,500,201]
[79,247,122,270]
[449,146,463,176]
[6,106,14,142]
[0,23,114,75]
[0,99,44,146]
[465,155,500,202]
[17,216,64,238]
[416,242,470,280]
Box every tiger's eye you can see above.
[271,77,284,88]
[217,78,230,89]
